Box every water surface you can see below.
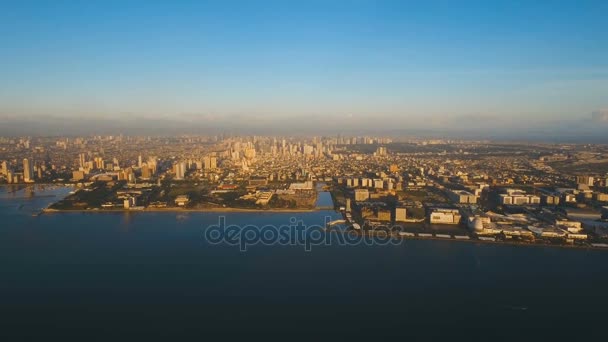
[1,186,607,340]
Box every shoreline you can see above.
[348,229,608,251]
[38,208,608,251]
[42,207,321,214]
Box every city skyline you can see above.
[1,0,607,137]
[4,2,608,339]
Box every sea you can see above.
[1,185,608,340]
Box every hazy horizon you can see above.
[1,1,607,139]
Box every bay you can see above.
[1,186,608,340]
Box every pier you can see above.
[327,219,346,227]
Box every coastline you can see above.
[42,207,320,214]
[38,208,608,251]
[347,229,608,251]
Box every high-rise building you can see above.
[302,144,313,155]
[376,146,387,157]
[147,157,157,174]
[204,156,217,170]
[244,148,256,160]
[23,158,34,182]
[173,162,186,180]
[0,161,7,176]
[94,157,105,170]
[141,164,151,179]
[79,153,86,168]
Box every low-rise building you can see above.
[555,220,583,233]
[595,193,608,202]
[123,197,137,209]
[449,190,478,204]
[255,191,273,205]
[72,171,85,181]
[354,189,370,202]
[377,209,391,222]
[395,207,407,222]
[175,195,190,206]
[429,208,461,224]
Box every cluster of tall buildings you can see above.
[172,156,218,180]
[1,158,37,183]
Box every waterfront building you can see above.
[175,195,190,206]
[123,197,137,209]
[377,209,391,222]
[23,158,34,182]
[429,208,461,225]
[395,207,407,222]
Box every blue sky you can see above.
[1,0,607,133]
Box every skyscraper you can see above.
[376,146,388,157]
[204,156,217,170]
[23,158,34,182]
[173,162,186,180]
[79,153,86,168]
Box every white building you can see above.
[429,208,461,224]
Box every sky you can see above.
[1,0,607,138]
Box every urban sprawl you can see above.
[2,135,608,248]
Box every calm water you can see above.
[314,191,334,208]
[1,186,608,340]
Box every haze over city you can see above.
[1,0,607,139]
[5,1,608,340]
